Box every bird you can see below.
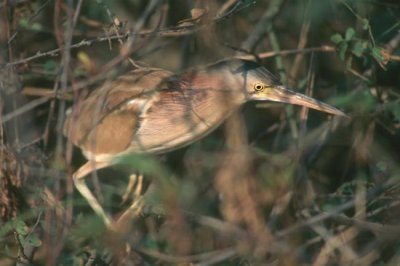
[64,59,346,227]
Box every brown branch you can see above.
[0,0,254,69]
[22,87,73,100]
[236,45,337,60]
[331,214,400,243]
[217,0,239,17]
[140,204,247,238]
[288,9,311,88]
[7,0,51,45]
[276,178,400,239]
[313,227,359,266]
[138,247,237,265]
[241,0,285,52]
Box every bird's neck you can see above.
[179,69,247,105]
[163,70,246,137]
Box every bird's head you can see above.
[210,59,346,116]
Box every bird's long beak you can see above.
[259,85,347,116]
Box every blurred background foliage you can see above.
[0,0,400,265]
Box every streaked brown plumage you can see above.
[64,59,346,227]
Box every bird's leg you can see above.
[121,173,144,205]
[132,174,144,200]
[72,160,114,228]
[116,174,146,232]
[115,190,144,233]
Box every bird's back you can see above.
[63,68,174,161]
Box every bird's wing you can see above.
[63,68,174,160]
[129,71,240,154]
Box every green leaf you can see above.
[322,203,335,212]
[331,87,376,111]
[362,18,369,30]
[31,22,42,31]
[331,33,343,44]
[352,41,365,57]
[19,18,29,28]
[73,66,87,78]
[18,234,25,245]
[389,103,400,121]
[372,47,385,62]
[15,220,29,236]
[0,221,13,238]
[143,235,159,249]
[345,27,355,41]
[242,0,256,5]
[43,60,57,72]
[27,235,42,247]
[339,42,348,61]
[4,245,11,256]
[377,161,388,172]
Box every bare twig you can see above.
[1,0,254,69]
[331,214,400,243]
[140,204,246,238]
[313,227,359,266]
[1,96,50,124]
[217,0,239,17]
[7,0,51,45]
[288,0,311,88]
[138,247,237,265]
[236,45,337,61]
[276,178,400,239]
[22,87,72,100]
[241,0,285,52]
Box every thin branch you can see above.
[241,0,285,52]
[1,96,50,124]
[138,247,237,265]
[331,214,400,243]
[0,0,254,69]
[275,178,400,239]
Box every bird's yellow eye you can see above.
[254,83,264,91]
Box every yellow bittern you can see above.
[64,59,345,227]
